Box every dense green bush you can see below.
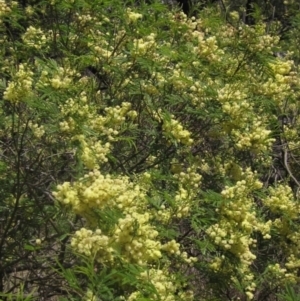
[1,0,300,300]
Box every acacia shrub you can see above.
[1,0,300,300]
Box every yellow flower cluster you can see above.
[57,96,137,167]
[59,92,91,133]
[267,263,289,280]
[229,11,240,22]
[162,164,201,219]
[231,269,257,300]
[268,188,300,283]
[209,255,224,271]
[221,99,251,120]
[216,83,275,151]
[22,26,48,50]
[233,120,274,151]
[167,67,194,91]
[28,121,45,139]
[194,35,224,62]
[54,170,197,278]
[75,135,110,169]
[49,66,77,89]
[57,98,137,168]
[71,228,114,262]
[60,93,89,117]
[161,239,180,255]
[3,64,33,102]
[225,161,243,181]
[207,169,267,298]
[283,124,300,151]
[59,117,76,132]
[156,204,172,223]
[258,60,292,104]
[269,60,293,75]
[75,12,96,25]
[181,251,198,265]
[221,169,262,197]
[84,289,97,301]
[93,41,112,59]
[128,268,191,301]
[284,124,299,141]
[207,220,258,257]
[174,187,191,218]
[90,102,137,141]
[103,102,134,125]
[173,166,202,189]
[282,231,300,270]
[126,8,142,23]
[113,212,162,264]
[218,85,250,120]
[0,0,11,20]
[53,169,144,215]
[24,5,35,16]
[35,238,42,245]
[286,254,300,272]
[239,23,279,53]
[263,184,299,219]
[140,80,159,96]
[132,33,157,56]
[162,117,193,146]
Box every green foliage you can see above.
[277,285,300,301]
[1,0,300,300]
[0,283,37,301]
